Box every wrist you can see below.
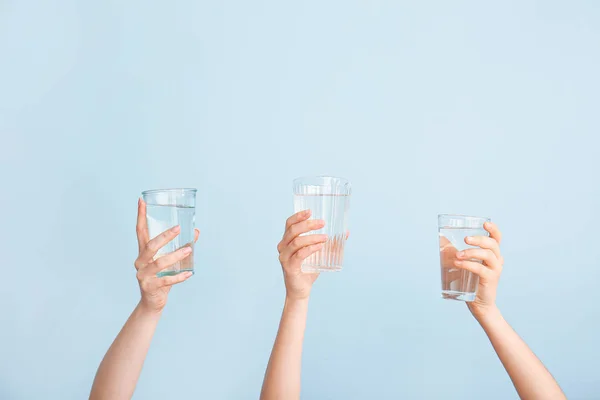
[137,300,164,317]
[285,295,310,306]
[284,288,312,302]
[474,305,503,327]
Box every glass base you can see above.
[442,290,476,302]
[157,269,194,278]
[301,265,342,273]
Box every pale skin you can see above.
[260,210,330,400]
[450,221,566,400]
[261,217,565,400]
[89,199,199,400]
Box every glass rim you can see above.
[438,214,491,228]
[142,188,197,196]
[438,213,490,220]
[293,175,350,185]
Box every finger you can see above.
[136,198,150,253]
[280,234,328,261]
[194,228,200,243]
[439,236,453,251]
[454,260,490,278]
[139,225,181,263]
[441,265,464,288]
[145,246,193,275]
[440,246,458,270]
[465,235,501,259]
[457,248,501,269]
[291,243,324,265]
[159,271,194,287]
[285,210,311,231]
[346,230,350,240]
[484,221,502,244]
[443,269,463,282]
[280,219,326,248]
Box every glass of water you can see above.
[142,188,197,277]
[438,214,490,302]
[293,176,351,273]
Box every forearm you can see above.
[478,308,565,400]
[260,297,310,400]
[90,302,162,400]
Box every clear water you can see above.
[146,204,195,277]
[294,194,350,272]
[439,227,488,302]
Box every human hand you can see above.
[135,199,199,313]
[453,222,504,321]
[277,210,328,300]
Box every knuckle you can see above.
[290,237,301,249]
[145,242,156,253]
[140,279,151,292]
[153,258,165,269]
[295,248,308,258]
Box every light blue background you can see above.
[1,1,599,399]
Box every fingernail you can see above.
[171,225,181,232]
[182,247,192,254]
[320,235,329,241]
[465,236,473,242]
[184,271,193,277]
[315,219,325,225]
[455,260,463,266]
[457,251,464,258]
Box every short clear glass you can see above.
[438,214,490,302]
[142,188,197,277]
[293,176,351,272]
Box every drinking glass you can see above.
[142,188,197,277]
[293,176,351,272]
[438,214,490,302]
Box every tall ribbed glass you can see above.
[142,188,197,277]
[438,214,490,302]
[293,176,351,273]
